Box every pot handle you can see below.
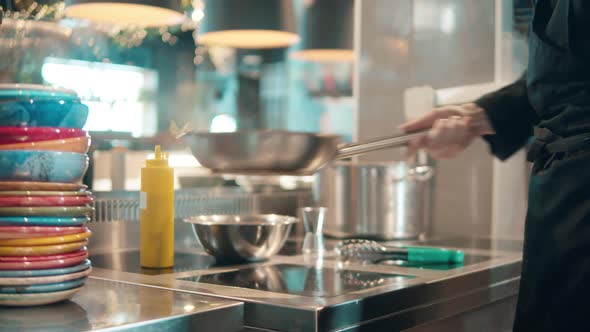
[392,165,434,182]
[408,165,434,181]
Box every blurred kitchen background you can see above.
[0,0,533,239]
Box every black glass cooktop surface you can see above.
[180,263,413,297]
[90,250,225,276]
[277,240,336,256]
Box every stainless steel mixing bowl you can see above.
[184,214,299,262]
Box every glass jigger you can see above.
[300,207,327,255]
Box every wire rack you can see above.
[92,188,313,223]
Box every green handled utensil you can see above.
[337,239,464,264]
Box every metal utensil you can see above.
[180,130,426,175]
[183,214,298,262]
[300,207,327,265]
[336,239,464,264]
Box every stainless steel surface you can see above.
[182,130,426,175]
[315,161,434,240]
[0,277,243,332]
[401,296,517,332]
[88,234,522,332]
[184,214,298,262]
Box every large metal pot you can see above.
[313,161,433,240]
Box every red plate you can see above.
[0,249,87,262]
[0,196,93,207]
[0,226,87,239]
[0,127,87,145]
[0,250,88,270]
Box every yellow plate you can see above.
[0,240,88,256]
[0,230,91,246]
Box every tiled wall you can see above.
[355,0,498,236]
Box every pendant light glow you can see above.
[65,1,185,27]
[290,49,354,62]
[198,30,299,49]
[291,0,354,63]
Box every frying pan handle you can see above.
[335,130,428,160]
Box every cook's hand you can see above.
[399,103,495,159]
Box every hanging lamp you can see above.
[197,0,299,49]
[64,0,185,27]
[291,0,354,62]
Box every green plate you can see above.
[0,191,91,197]
[0,206,94,217]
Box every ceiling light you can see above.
[197,0,299,49]
[65,0,185,27]
[291,0,354,62]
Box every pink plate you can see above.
[0,226,87,239]
[0,251,88,270]
[0,249,87,262]
[0,127,87,145]
[0,196,93,207]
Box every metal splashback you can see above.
[89,188,312,253]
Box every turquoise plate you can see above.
[0,99,88,128]
[0,84,77,100]
[0,277,86,294]
[0,260,91,278]
[0,150,89,183]
[0,206,93,217]
[0,216,90,226]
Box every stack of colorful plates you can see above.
[0,84,93,306]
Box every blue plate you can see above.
[0,277,86,294]
[0,150,88,183]
[0,216,90,226]
[0,260,91,278]
[0,99,88,128]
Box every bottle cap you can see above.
[146,145,169,167]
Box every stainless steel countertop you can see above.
[89,235,523,332]
[0,277,243,332]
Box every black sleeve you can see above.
[570,0,590,57]
[474,75,539,161]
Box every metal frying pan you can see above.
[180,130,425,175]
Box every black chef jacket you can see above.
[474,1,590,331]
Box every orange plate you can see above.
[0,182,87,191]
[0,137,90,154]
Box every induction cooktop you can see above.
[180,263,413,297]
[90,250,224,276]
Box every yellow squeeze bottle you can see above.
[140,145,174,268]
